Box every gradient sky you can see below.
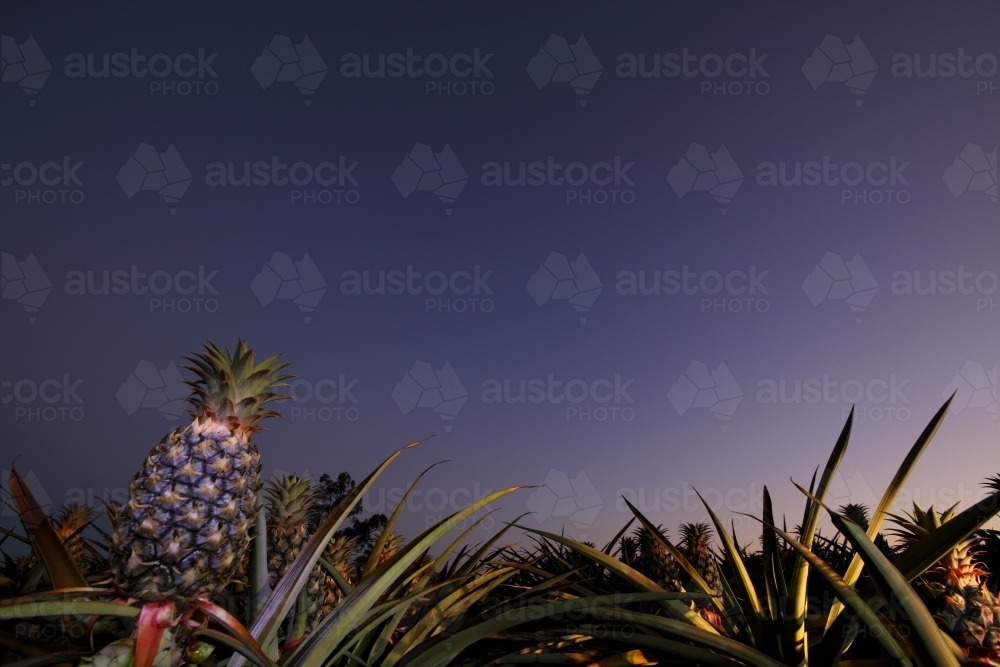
[2,2,999,551]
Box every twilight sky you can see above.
[2,2,999,549]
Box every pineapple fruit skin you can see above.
[111,420,261,601]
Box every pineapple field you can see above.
[4,341,1000,667]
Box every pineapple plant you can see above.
[890,503,1000,661]
[625,524,683,591]
[265,474,329,632]
[680,522,722,594]
[53,503,98,574]
[110,340,290,601]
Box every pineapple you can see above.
[265,474,328,631]
[680,522,722,594]
[110,341,290,601]
[625,525,682,591]
[265,475,317,585]
[320,535,355,615]
[890,503,1000,660]
[353,530,404,578]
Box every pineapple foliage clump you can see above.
[891,502,1000,659]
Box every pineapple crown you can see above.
[838,503,871,530]
[632,524,668,552]
[53,503,96,538]
[887,502,961,550]
[183,340,292,436]
[680,522,714,550]
[264,474,317,525]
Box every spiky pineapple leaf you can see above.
[8,467,88,590]
[693,488,764,618]
[362,460,444,578]
[454,512,528,578]
[786,407,852,665]
[760,487,781,624]
[285,485,520,667]
[826,397,951,632]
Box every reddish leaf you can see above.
[134,602,174,667]
[8,467,88,589]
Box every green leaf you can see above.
[229,438,425,667]
[362,460,445,578]
[832,514,959,667]
[826,397,951,631]
[247,495,271,625]
[0,599,140,621]
[9,467,88,590]
[786,407,852,666]
[514,526,719,634]
[760,487,781,625]
[320,558,354,596]
[284,486,521,667]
